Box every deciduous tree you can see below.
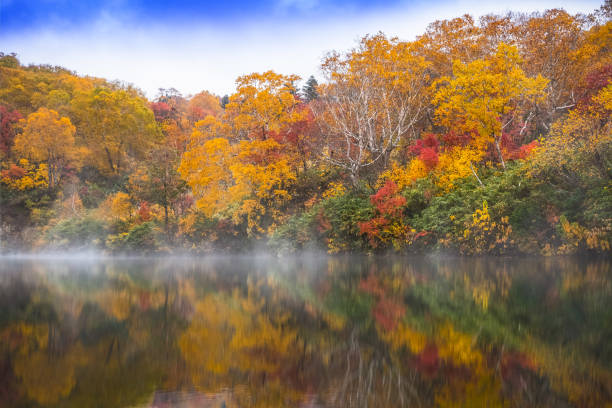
[0,105,22,157]
[224,71,303,140]
[71,87,161,175]
[187,90,222,123]
[13,108,79,189]
[433,43,548,169]
[315,33,431,185]
[130,145,187,234]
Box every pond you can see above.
[0,255,610,407]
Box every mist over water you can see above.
[0,255,610,407]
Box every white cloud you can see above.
[1,0,601,98]
[276,0,320,12]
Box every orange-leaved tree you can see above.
[179,122,297,236]
[180,73,304,236]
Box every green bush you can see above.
[106,222,158,252]
[272,190,374,253]
[270,206,322,252]
[408,164,543,248]
[46,217,108,249]
[179,211,250,252]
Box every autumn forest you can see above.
[1,4,611,255]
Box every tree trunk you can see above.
[350,170,360,187]
[48,164,54,190]
[104,147,115,173]
[495,139,506,170]
[164,203,169,237]
[470,162,484,186]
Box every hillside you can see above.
[1,5,611,255]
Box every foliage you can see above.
[187,90,222,122]
[0,105,22,156]
[178,123,234,217]
[272,189,373,253]
[301,75,319,102]
[45,216,108,249]
[224,71,303,140]
[71,87,161,175]
[409,164,544,253]
[527,83,612,253]
[129,145,187,232]
[456,201,514,255]
[433,43,548,168]
[1,5,611,256]
[108,191,134,224]
[378,158,429,190]
[13,108,81,189]
[1,159,49,191]
[179,211,247,251]
[315,33,431,184]
[179,72,304,238]
[359,181,410,250]
[106,221,159,252]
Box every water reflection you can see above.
[0,256,610,407]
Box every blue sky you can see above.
[4,0,400,30]
[0,0,603,97]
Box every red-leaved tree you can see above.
[0,106,22,156]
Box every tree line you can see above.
[1,3,611,254]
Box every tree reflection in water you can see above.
[0,255,610,407]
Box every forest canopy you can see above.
[0,3,611,255]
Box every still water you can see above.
[0,255,610,407]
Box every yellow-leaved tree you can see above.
[179,117,234,217]
[71,87,161,175]
[13,107,81,189]
[314,33,431,185]
[224,71,304,141]
[515,9,587,122]
[417,14,487,77]
[433,42,548,171]
[229,138,296,235]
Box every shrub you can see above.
[409,164,543,251]
[271,189,373,253]
[456,201,514,255]
[106,221,158,252]
[318,191,374,253]
[359,181,410,250]
[179,211,248,252]
[269,208,322,252]
[46,217,108,249]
